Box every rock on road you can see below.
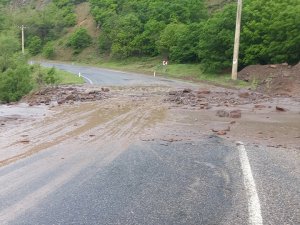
[0,62,299,225]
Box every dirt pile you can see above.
[165,88,270,109]
[24,86,110,106]
[238,63,300,97]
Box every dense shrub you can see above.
[28,36,42,55]
[67,28,92,53]
[198,0,300,72]
[43,42,55,59]
[0,65,33,103]
[197,4,236,72]
[0,34,19,72]
[34,65,60,86]
[44,67,60,85]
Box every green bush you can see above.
[0,65,33,103]
[43,42,55,59]
[34,65,60,86]
[0,34,19,72]
[44,67,60,84]
[28,36,42,55]
[67,28,92,53]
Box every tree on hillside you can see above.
[90,0,208,59]
[241,0,300,65]
[198,4,236,72]
[198,0,300,72]
[67,28,92,53]
[0,34,20,72]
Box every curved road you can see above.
[0,62,299,225]
[40,61,191,87]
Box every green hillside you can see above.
[1,0,299,72]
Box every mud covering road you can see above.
[0,62,299,225]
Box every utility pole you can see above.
[231,0,243,80]
[21,25,25,54]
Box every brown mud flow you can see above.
[0,85,299,167]
[0,88,167,167]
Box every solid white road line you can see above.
[236,141,263,225]
[81,74,93,85]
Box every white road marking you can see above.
[236,141,263,225]
[81,74,93,85]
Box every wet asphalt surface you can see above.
[2,137,248,225]
[0,62,299,224]
[39,61,190,87]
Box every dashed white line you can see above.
[236,141,263,225]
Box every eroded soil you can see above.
[0,84,299,167]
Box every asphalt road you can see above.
[39,61,191,87]
[0,62,299,225]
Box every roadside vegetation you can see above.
[0,0,84,103]
[89,0,299,72]
[0,33,83,103]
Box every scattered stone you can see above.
[101,87,110,92]
[217,130,227,135]
[200,102,209,107]
[161,137,183,142]
[270,65,277,68]
[169,91,177,95]
[230,121,236,124]
[212,125,230,133]
[229,110,242,118]
[216,110,229,117]
[254,104,267,109]
[65,94,76,101]
[141,138,155,142]
[276,106,287,112]
[182,88,192,93]
[196,89,211,95]
[238,91,250,98]
[57,99,65,105]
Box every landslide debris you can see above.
[238,63,300,97]
[165,88,270,109]
[24,85,110,106]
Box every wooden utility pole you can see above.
[231,0,243,80]
[21,25,25,54]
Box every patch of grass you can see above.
[40,67,85,85]
[55,69,85,84]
